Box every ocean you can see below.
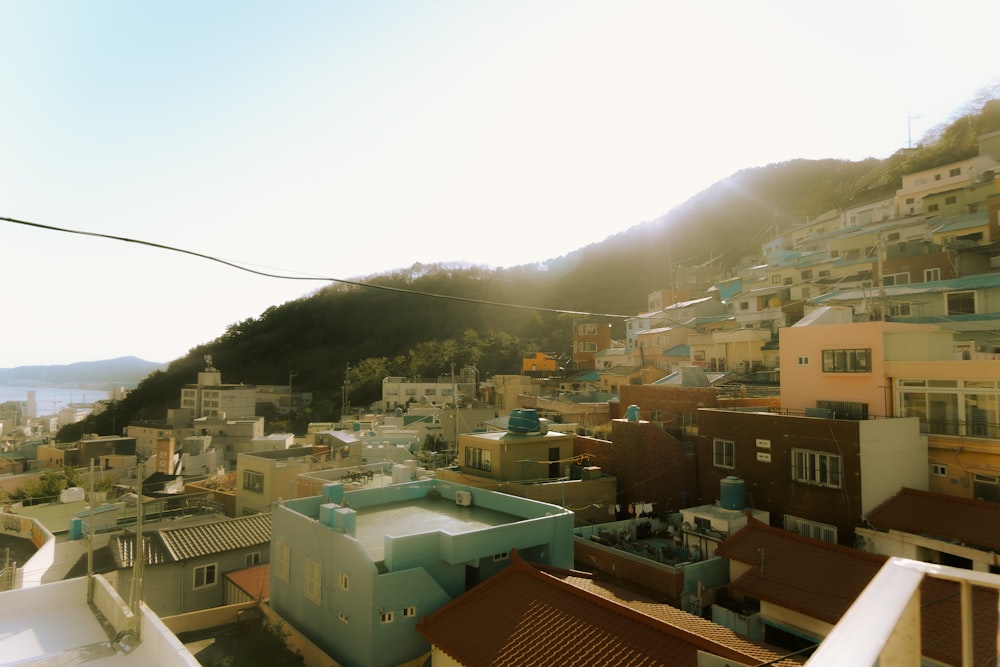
[0,385,111,416]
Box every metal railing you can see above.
[918,419,1000,439]
[806,557,999,666]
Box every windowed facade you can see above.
[821,348,871,373]
[243,470,264,493]
[785,515,837,543]
[946,291,975,315]
[464,446,492,472]
[898,378,999,438]
[194,563,218,590]
[713,438,735,469]
[791,449,842,488]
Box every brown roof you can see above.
[225,563,269,600]
[865,487,1000,552]
[715,518,999,666]
[715,518,884,624]
[417,550,801,667]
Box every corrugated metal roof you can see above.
[110,513,271,567]
[811,272,1000,304]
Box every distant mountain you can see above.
[0,356,165,388]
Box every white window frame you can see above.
[338,570,350,591]
[931,463,948,477]
[712,438,735,469]
[245,551,261,567]
[796,356,809,366]
[924,267,941,282]
[380,611,395,624]
[403,605,417,618]
[791,449,842,488]
[193,563,218,590]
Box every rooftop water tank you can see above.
[626,404,640,422]
[508,409,541,434]
[720,476,746,511]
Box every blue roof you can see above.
[811,272,1000,304]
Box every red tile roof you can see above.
[417,550,802,667]
[865,487,1000,552]
[715,518,999,666]
[225,563,269,601]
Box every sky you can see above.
[2,1,999,368]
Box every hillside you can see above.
[57,101,999,440]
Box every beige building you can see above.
[437,421,616,527]
[180,365,256,419]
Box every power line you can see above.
[2,215,632,320]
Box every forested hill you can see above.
[59,100,1000,440]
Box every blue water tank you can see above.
[508,409,541,433]
[720,476,746,511]
[69,517,83,541]
[626,404,640,422]
[352,422,361,431]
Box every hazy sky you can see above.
[3,1,998,367]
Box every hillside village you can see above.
[2,129,1000,665]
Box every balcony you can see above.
[806,557,999,666]
[918,419,1000,439]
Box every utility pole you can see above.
[288,370,297,418]
[876,232,887,321]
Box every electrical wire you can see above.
[1,215,633,320]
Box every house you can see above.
[235,447,328,516]
[780,313,1000,501]
[697,407,926,547]
[109,513,271,616]
[713,518,998,665]
[572,321,612,371]
[688,327,774,373]
[416,549,803,667]
[858,487,1000,573]
[437,414,616,527]
[268,478,575,667]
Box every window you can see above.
[791,449,842,488]
[465,446,492,472]
[713,438,735,469]
[801,269,813,280]
[305,558,322,604]
[581,324,597,335]
[934,174,942,181]
[927,204,939,212]
[889,303,912,317]
[924,268,941,282]
[950,167,961,177]
[338,571,350,591]
[245,551,261,567]
[818,270,830,278]
[945,196,957,205]
[882,272,909,287]
[493,552,509,562]
[785,515,837,543]
[821,349,871,373]
[275,541,290,582]
[243,470,264,493]
[403,606,417,618]
[946,291,975,315]
[796,356,809,366]
[338,611,350,624]
[584,342,597,352]
[193,563,218,590]
[380,611,395,624]
[931,464,948,477]
[905,197,915,205]
[887,232,900,242]
[738,301,749,311]
[771,275,781,284]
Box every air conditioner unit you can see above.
[455,491,472,507]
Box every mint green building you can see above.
[270,478,574,667]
